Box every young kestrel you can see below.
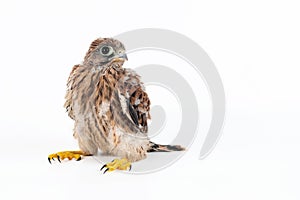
[48,38,185,173]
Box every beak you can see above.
[109,52,128,62]
[118,53,128,61]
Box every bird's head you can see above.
[84,38,127,67]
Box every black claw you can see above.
[103,168,109,174]
[111,159,115,162]
[100,164,107,171]
[52,158,55,161]
[129,165,132,171]
[57,156,61,163]
[48,157,52,164]
[76,156,81,161]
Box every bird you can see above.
[48,38,185,173]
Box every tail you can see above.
[147,141,185,152]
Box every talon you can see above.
[129,165,132,171]
[100,158,131,173]
[103,168,109,174]
[100,164,107,171]
[48,151,87,164]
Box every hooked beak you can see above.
[109,52,128,62]
[118,53,128,61]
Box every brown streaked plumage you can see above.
[49,38,185,171]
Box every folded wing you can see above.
[111,69,151,135]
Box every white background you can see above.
[0,0,299,199]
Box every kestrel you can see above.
[48,38,185,173]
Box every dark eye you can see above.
[100,46,114,56]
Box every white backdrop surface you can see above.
[0,0,299,199]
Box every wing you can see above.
[129,87,151,133]
[111,69,151,135]
[64,64,81,120]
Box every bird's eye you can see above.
[100,46,114,56]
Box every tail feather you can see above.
[147,141,185,152]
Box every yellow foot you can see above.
[48,151,89,164]
[100,158,132,174]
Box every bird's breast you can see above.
[72,67,122,119]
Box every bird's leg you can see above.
[48,151,92,164]
[100,158,132,174]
